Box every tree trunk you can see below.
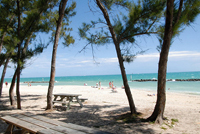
[16,0,21,109]
[95,0,137,114]
[9,69,17,105]
[46,0,68,110]
[147,0,174,124]
[0,56,10,96]
[16,61,21,109]
[115,43,137,114]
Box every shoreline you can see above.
[3,82,200,96]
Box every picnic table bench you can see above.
[0,113,112,134]
[52,93,87,110]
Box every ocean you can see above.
[3,71,200,95]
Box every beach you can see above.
[0,84,200,134]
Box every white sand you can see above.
[0,84,200,133]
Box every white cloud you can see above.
[100,58,118,63]
[169,51,200,57]
[61,58,69,61]
[137,53,159,58]
[56,51,200,67]
[77,60,91,63]
[135,51,200,62]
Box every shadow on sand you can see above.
[41,104,155,134]
[0,94,155,134]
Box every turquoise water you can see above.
[3,71,200,94]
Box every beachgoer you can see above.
[147,94,155,96]
[99,81,101,89]
[5,81,8,87]
[96,83,98,88]
[109,82,111,88]
[111,81,114,88]
[112,86,117,93]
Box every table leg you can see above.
[5,124,14,134]
[75,96,83,108]
[21,129,29,134]
[60,96,65,101]
[53,96,58,104]
[67,97,73,110]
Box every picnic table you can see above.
[52,93,86,110]
[0,113,112,134]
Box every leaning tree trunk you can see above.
[9,69,17,105]
[0,56,10,96]
[147,0,174,124]
[46,0,68,110]
[115,43,137,114]
[96,0,137,114]
[16,63,21,109]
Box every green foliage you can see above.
[118,0,165,43]
[0,0,16,30]
[63,34,75,47]
[122,50,146,63]
[161,126,167,130]
[171,118,178,123]
[0,0,63,70]
[149,121,155,124]
[0,54,6,66]
[79,0,165,62]
[48,1,76,47]
[100,0,131,10]
[161,118,179,129]
[64,2,76,20]
[157,0,200,52]
[78,22,111,45]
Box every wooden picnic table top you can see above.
[53,93,82,97]
[0,113,112,134]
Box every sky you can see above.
[1,1,200,78]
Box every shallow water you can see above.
[3,71,200,94]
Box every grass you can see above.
[171,118,179,123]
[149,121,155,124]
[161,126,167,130]
[161,118,179,130]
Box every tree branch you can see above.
[174,0,183,25]
[145,17,158,33]
[78,42,91,53]
[95,0,118,44]
[121,31,158,42]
